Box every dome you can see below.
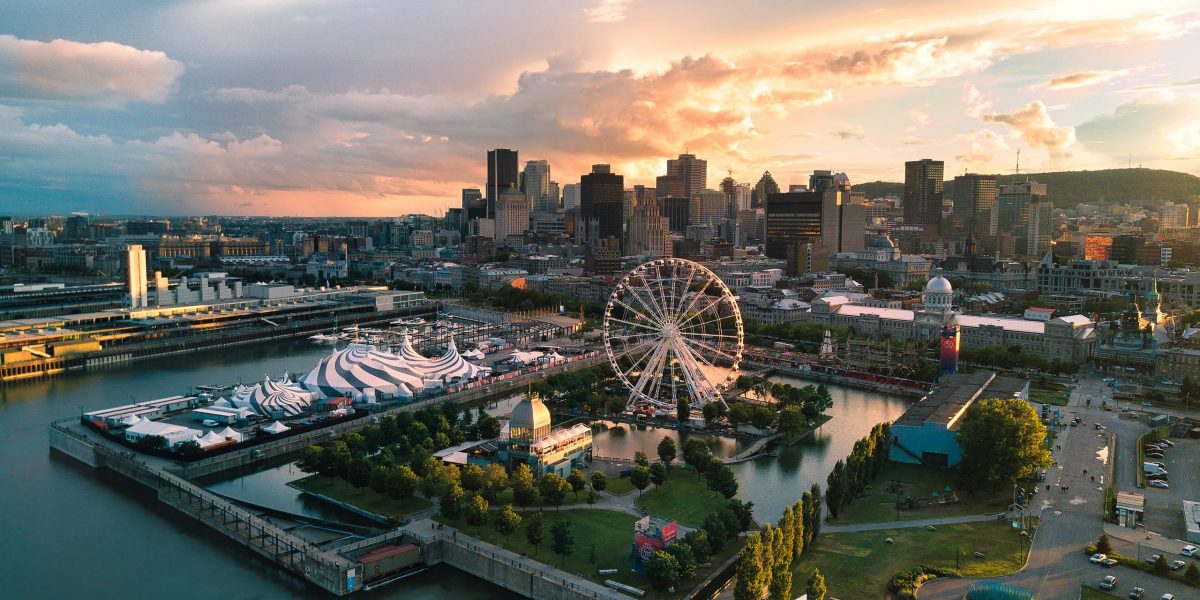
[926,276,953,294]
[509,395,551,441]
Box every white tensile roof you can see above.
[232,375,320,417]
[263,420,290,434]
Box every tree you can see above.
[494,504,522,544]
[631,465,651,494]
[806,568,827,600]
[539,473,571,509]
[657,436,677,466]
[825,460,845,518]
[677,396,691,423]
[750,406,775,430]
[466,494,489,526]
[567,468,587,499]
[634,451,650,467]
[177,440,203,460]
[460,463,485,494]
[684,530,711,562]
[666,543,697,580]
[525,513,544,555]
[683,438,712,476]
[705,457,739,499]
[1186,562,1200,585]
[585,487,600,506]
[477,415,502,439]
[590,470,608,493]
[776,406,806,437]
[370,465,391,494]
[956,398,1052,491]
[649,462,668,487]
[550,520,574,565]
[348,456,372,491]
[513,463,538,507]
[440,483,465,519]
[1096,533,1112,555]
[481,463,508,502]
[769,565,793,600]
[136,434,167,451]
[646,550,682,591]
[1154,553,1170,576]
[702,402,725,423]
[389,465,419,499]
[703,514,728,552]
[296,445,325,474]
[733,534,766,600]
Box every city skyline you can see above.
[1,1,1199,217]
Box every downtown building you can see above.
[903,159,944,245]
[579,164,624,248]
[486,148,519,219]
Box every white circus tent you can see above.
[300,343,426,400]
[231,375,320,418]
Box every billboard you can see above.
[940,325,960,375]
[632,534,664,572]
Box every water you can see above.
[0,340,518,599]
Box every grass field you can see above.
[829,462,1011,525]
[1029,381,1070,406]
[791,520,1033,599]
[1081,587,1120,599]
[604,475,636,496]
[437,508,745,596]
[634,472,728,526]
[291,475,431,519]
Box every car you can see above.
[1103,558,1119,567]
[1161,595,1175,600]
[1100,575,1118,591]
[1070,421,1078,427]
[1104,377,1115,382]
[1182,545,1198,557]
[1149,480,1170,489]
[1091,553,1109,564]
[1171,560,1186,570]
[1160,439,1176,447]
[1146,453,1165,460]
[201,419,220,427]
[1129,588,1145,599]
[1147,555,1161,564]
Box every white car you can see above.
[1170,560,1186,570]
[1181,545,1198,557]
[1161,594,1175,600]
[1160,439,1176,447]
[201,419,220,427]
[1090,553,1108,563]
[1149,480,1170,489]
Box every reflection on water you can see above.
[590,421,748,459]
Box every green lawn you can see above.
[634,473,728,526]
[1081,587,1120,599]
[792,520,1034,600]
[1029,381,1070,406]
[436,508,746,596]
[829,462,1011,525]
[291,475,431,519]
[492,486,591,508]
[604,475,636,496]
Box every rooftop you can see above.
[894,371,1028,430]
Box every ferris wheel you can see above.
[603,258,744,410]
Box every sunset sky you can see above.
[1,0,1198,216]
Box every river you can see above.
[0,341,909,598]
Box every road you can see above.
[921,368,1195,600]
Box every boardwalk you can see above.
[722,433,781,464]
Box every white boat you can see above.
[308,333,341,343]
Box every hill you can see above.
[852,168,1200,207]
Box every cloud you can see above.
[0,35,184,107]
[908,106,930,124]
[587,0,633,23]
[954,128,1009,170]
[832,124,866,139]
[1044,70,1124,89]
[982,101,1075,162]
[1126,77,1200,92]
[1077,97,1200,160]
[900,135,937,145]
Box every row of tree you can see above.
[643,498,757,591]
[528,364,626,416]
[825,422,892,519]
[960,344,1080,375]
[733,483,824,600]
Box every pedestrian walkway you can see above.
[723,433,781,464]
[822,513,997,533]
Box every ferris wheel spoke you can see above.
[669,261,695,318]
[610,296,659,327]
[631,342,669,399]
[681,335,740,362]
[633,276,670,324]
[672,340,718,400]
[608,330,659,343]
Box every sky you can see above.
[0,0,1198,217]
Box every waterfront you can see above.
[5,340,909,597]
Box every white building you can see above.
[127,244,148,309]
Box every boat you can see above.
[308,333,342,343]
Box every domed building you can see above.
[495,393,593,477]
[923,274,954,313]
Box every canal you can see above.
[0,341,910,597]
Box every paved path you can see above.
[822,513,997,533]
[723,433,781,464]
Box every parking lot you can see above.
[1141,436,1200,541]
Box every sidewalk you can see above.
[823,513,997,533]
[1104,521,1190,556]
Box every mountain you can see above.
[852,168,1200,207]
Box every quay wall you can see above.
[743,360,928,398]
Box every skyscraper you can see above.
[667,153,706,200]
[691,189,728,227]
[580,164,624,247]
[660,196,690,233]
[562,183,580,211]
[947,173,997,238]
[808,170,837,193]
[999,181,1050,257]
[462,188,485,220]
[655,175,684,199]
[127,244,148,308]
[495,187,530,244]
[764,191,823,259]
[903,159,945,242]
[752,171,780,209]
[522,160,553,213]
[626,201,671,258]
[486,148,518,219]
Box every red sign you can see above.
[661,522,677,545]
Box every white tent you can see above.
[196,430,230,448]
[262,420,290,434]
[216,426,244,443]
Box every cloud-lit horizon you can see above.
[0,0,1198,217]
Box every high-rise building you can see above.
[547,181,560,212]
[626,201,671,258]
[486,148,519,219]
[735,209,765,246]
[819,187,866,254]
[522,160,553,213]
[809,170,837,193]
[903,159,945,242]
[495,187,530,244]
[1162,202,1191,229]
[691,189,727,227]
[947,173,998,238]
[998,180,1050,257]
[1085,236,1113,260]
[765,191,823,259]
[655,175,684,199]
[634,185,656,209]
[667,153,706,200]
[580,164,624,247]
[752,171,780,209]
[660,196,690,233]
[729,183,752,215]
[127,244,148,309]
[562,183,580,211]
[462,188,485,220]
